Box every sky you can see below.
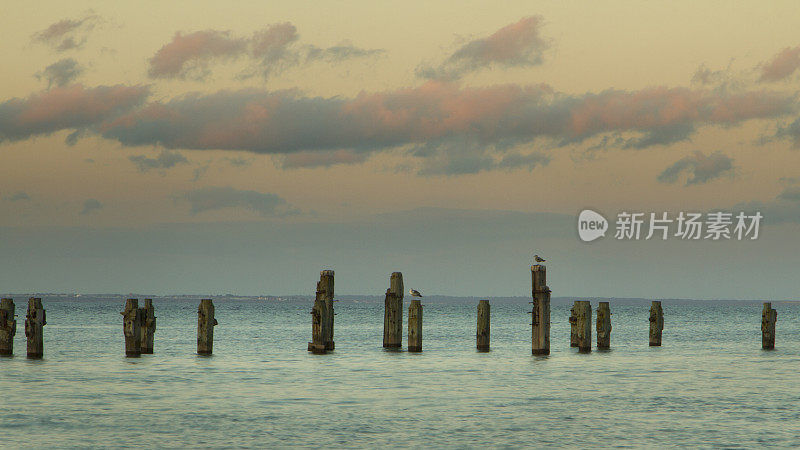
[2,1,800,299]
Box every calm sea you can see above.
[1,296,799,448]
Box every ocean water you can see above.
[1,296,799,448]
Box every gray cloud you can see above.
[184,186,298,216]
[5,191,31,202]
[37,58,83,88]
[658,151,734,185]
[777,186,800,201]
[129,149,189,172]
[418,16,549,80]
[0,84,149,143]
[80,198,102,215]
[306,44,384,63]
[32,13,100,52]
[148,23,381,80]
[226,157,252,167]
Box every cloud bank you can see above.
[760,46,800,82]
[184,186,297,216]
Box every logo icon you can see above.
[578,209,608,242]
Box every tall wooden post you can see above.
[568,302,578,347]
[307,296,327,354]
[0,298,15,356]
[141,299,156,354]
[531,264,550,355]
[649,301,664,346]
[477,300,490,351]
[25,297,45,358]
[318,270,335,351]
[408,299,423,352]
[121,298,142,357]
[762,302,777,350]
[197,299,217,355]
[575,301,592,352]
[596,302,611,349]
[383,272,404,348]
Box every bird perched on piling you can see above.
[409,289,422,297]
[534,254,546,263]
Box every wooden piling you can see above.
[308,293,328,354]
[649,301,664,346]
[197,299,217,355]
[141,299,156,354]
[531,264,550,355]
[0,298,15,356]
[25,297,45,358]
[762,302,777,350]
[318,270,335,351]
[596,302,611,349]
[383,272,404,348]
[121,298,142,357]
[575,300,592,352]
[477,300,490,351]
[569,302,578,347]
[408,299,422,352]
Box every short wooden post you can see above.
[383,272,404,348]
[596,302,611,349]
[649,301,664,346]
[477,300,490,351]
[575,300,592,352]
[0,298,16,356]
[318,270,335,351]
[121,298,142,357]
[25,297,45,358]
[761,302,777,350]
[568,302,578,347]
[531,264,550,355]
[408,299,422,352]
[141,299,156,354]
[197,299,217,355]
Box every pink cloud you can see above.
[148,30,247,79]
[419,16,549,80]
[0,84,149,142]
[760,46,800,82]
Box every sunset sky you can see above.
[2,1,800,299]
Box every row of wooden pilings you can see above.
[0,264,782,357]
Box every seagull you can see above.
[409,289,422,297]
[534,254,546,263]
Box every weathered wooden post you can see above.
[568,302,578,347]
[596,302,611,349]
[649,301,664,346]
[531,264,550,355]
[575,300,592,352]
[141,299,156,354]
[477,300,490,351]
[408,299,423,352]
[25,297,45,358]
[762,302,777,350]
[197,299,217,355]
[0,298,16,356]
[318,270,335,351]
[383,272,404,348]
[121,298,142,356]
[307,295,328,354]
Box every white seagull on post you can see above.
[409,289,422,297]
